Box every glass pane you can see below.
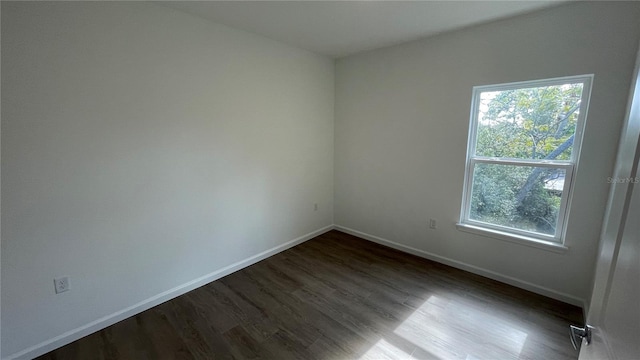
[475,82,584,160]
[469,163,566,236]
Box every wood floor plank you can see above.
[307,336,354,360]
[183,289,239,334]
[37,230,583,360]
[154,299,216,359]
[104,316,154,360]
[260,330,317,360]
[222,325,269,360]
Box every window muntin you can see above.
[461,76,592,242]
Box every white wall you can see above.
[335,2,640,305]
[4,1,640,358]
[1,2,334,358]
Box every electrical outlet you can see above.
[314,203,318,211]
[429,219,437,229]
[54,276,70,294]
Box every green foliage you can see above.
[470,164,561,235]
[476,84,582,160]
[470,83,582,235]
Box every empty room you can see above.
[2,1,639,359]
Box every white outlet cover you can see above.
[54,276,70,294]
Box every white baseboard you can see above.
[8,224,583,359]
[334,225,584,307]
[4,225,334,360]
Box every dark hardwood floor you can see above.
[37,230,583,360]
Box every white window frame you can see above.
[458,75,593,248]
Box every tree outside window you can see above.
[461,76,592,242]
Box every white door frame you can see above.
[580,42,640,358]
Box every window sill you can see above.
[455,223,569,254]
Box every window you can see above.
[459,75,592,245]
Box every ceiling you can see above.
[160,1,566,58]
